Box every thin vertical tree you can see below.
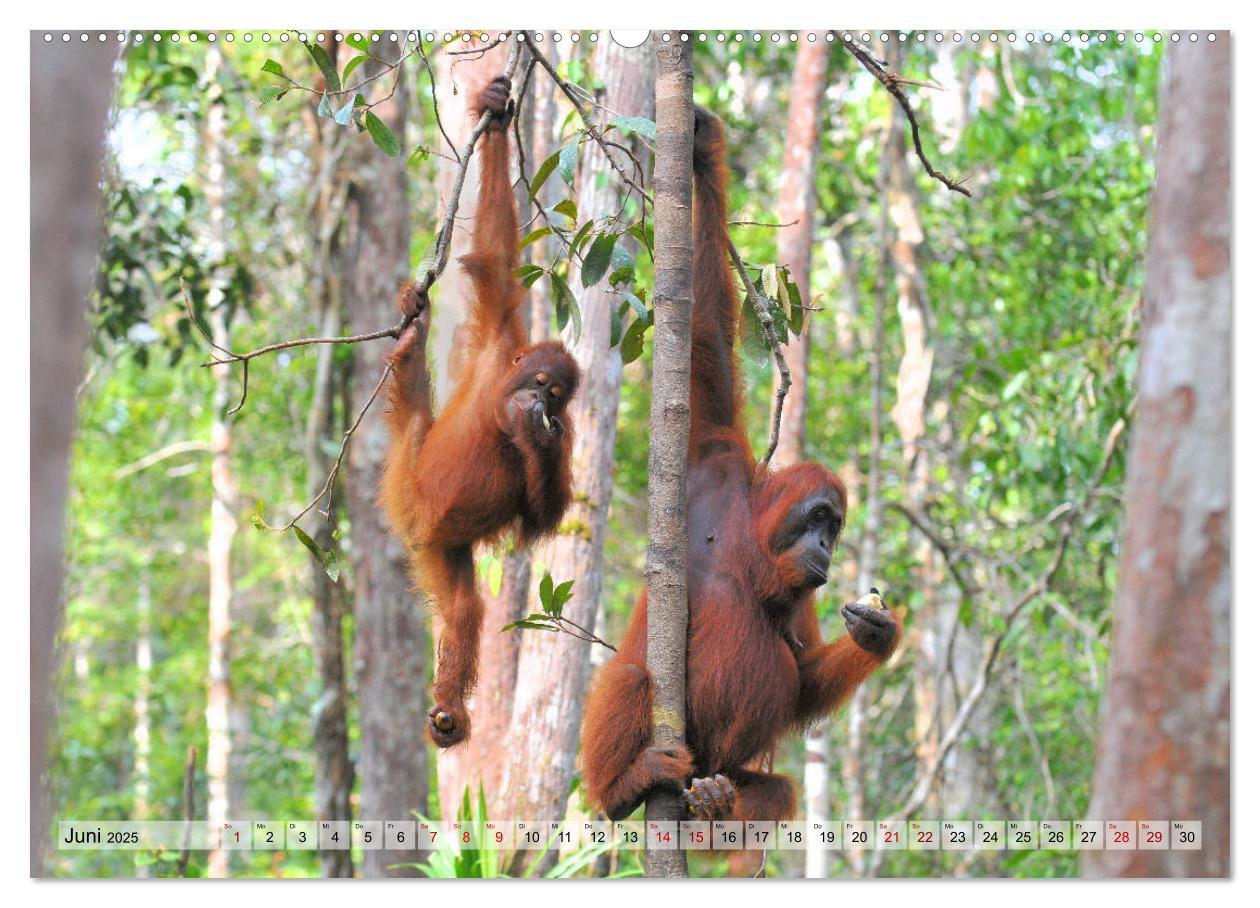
[1084,35,1230,878]
[768,35,830,879]
[643,31,694,881]
[203,44,238,880]
[303,37,354,880]
[343,39,430,878]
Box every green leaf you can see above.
[559,134,580,187]
[333,98,356,126]
[364,111,401,156]
[530,150,561,199]
[552,198,578,220]
[571,219,596,256]
[261,58,285,77]
[516,264,547,288]
[291,526,340,582]
[519,226,552,249]
[1002,371,1030,401]
[302,40,342,93]
[609,115,657,142]
[551,272,581,342]
[407,145,432,167]
[258,86,288,104]
[610,303,623,347]
[623,289,649,322]
[552,579,575,611]
[345,32,371,52]
[581,232,617,288]
[539,571,555,612]
[316,91,333,118]
[341,54,369,84]
[619,316,647,364]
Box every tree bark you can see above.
[202,45,239,880]
[29,32,117,877]
[501,36,654,875]
[644,31,694,880]
[305,63,354,875]
[343,39,430,878]
[767,36,830,879]
[1083,35,1230,879]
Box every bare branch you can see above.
[840,36,973,197]
[257,364,393,532]
[114,440,211,480]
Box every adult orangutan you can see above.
[580,105,900,822]
[381,76,580,748]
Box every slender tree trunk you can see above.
[304,49,356,874]
[766,36,830,879]
[343,40,430,878]
[306,308,354,879]
[1083,35,1230,879]
[644,31,694,881]
[502,37,654,875]
[528,40,561,342]
[202,45,239,880]
[29,32,116,877]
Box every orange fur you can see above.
[380,77,580,748]
[580,106,900,824]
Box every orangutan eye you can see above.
[534,372,548,385]
[549,386,563,398]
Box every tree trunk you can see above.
[203,45,239,880]
[643,31,694,881]
[29,32,117,877]
[501,36,654,875]
[768,36,830,879]
[343,39,430,878]
[303,45,356,875]
[528,40,561,343]
[1083,35,1230,879]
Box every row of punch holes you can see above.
[42,31,1219,46]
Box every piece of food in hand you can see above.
[856,587,886,610]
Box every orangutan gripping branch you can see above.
[380,76,580,748]
[580,105,900,822]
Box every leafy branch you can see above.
[502,571,617,652]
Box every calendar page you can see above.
[28,0,1232,889]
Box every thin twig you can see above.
[258,364,393,532]
[840,36,973,197]
[447,34,508,58]
[416,37,461,161]
[730,217,800,228]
